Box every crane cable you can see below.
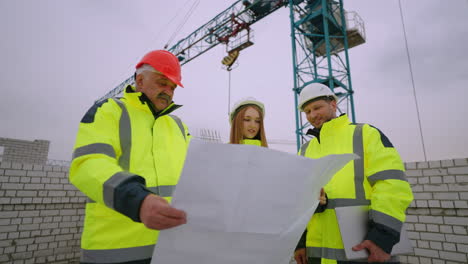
[225,54,240,116]
[153,1,187,48]
[226,61,239,116]
[398,0,427,161]
[165,0,200,49]
[228,70,232,116]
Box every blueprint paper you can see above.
[152,139,357,264]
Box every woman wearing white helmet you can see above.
[229,98,268,147]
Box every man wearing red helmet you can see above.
[70,50,190,264]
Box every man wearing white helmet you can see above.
[294,83,413,264]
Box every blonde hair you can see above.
[229,105,268,147]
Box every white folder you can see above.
[335,205,413,260]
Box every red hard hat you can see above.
[135,50,184,88]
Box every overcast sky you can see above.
[1,0,467,162]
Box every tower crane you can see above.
[98,0,366,150]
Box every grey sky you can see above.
[0,0,467,162]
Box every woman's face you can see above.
[242,107,261,139]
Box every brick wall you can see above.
[0,161,85,264]
[0,138,50,165]
[400,158,468,264]
[0,158,467,263]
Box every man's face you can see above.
[302,99,337,129]
[136,71,177,111]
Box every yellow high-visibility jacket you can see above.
[299,114,413,263]
[69,85,190,263]
[240,139,262,146]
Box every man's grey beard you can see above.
[157,93,171,102]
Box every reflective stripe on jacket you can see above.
[70,86,190,263]
[299,114,413,263]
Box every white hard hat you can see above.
[230,97,265,123]
[298,83,338,111]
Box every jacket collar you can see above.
[306,113,350,139]
[321,113,350,131]
[240,139,262,146]
[123,85,182,118]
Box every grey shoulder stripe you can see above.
[368,170,407,186]
[369,209,403,232]
[169,115,186,140]
[114,99,132,171]
[72,143,116,160]
[103,171,135,209]
[300,141,311,156]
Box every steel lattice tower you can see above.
[288,0,365,150]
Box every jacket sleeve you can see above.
[69,99,151,222]
[362,125,414,253]
[295,229,307,250]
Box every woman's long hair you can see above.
[229,105,268,147]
